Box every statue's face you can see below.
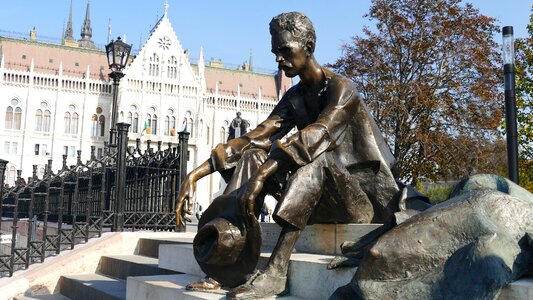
[271,30,308,78]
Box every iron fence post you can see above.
[113,122,130,231]
[177,131,190,232]
[0,159,7,217]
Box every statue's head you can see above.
[269,12,316,77]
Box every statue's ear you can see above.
[305,41,315,57]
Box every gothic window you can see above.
[165,108,176,136]
[149,53,160,76]
[164,116,170,136]
[64,105,79,134]
[152,114,158,135]
[72,112,79,134]
[99,115,106,136]
[181,110,194,137]
[5,99,22,130]
[91,107,105,137]
[220,120,229,143]
[128,105,139,133]
[64,112,71,134]
[35,102,51,132]
[146,107,158,135]
[167,56,178,79]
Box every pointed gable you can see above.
[125,14,198,86]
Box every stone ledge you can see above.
[158,244,356,299]
[261,223,383,255]
[498,277,533,299]
[126,274,302,300]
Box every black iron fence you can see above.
[0,123,189,277]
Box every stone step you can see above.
[126,273,302,300]
[158,243,356,299]
[137,234,196,258]
[98,255,178,280]
[159,243,204,276]
[498,277,533,299]
[59,273,126,300]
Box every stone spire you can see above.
[198,47,206,90]
[248,49,253,72]
[164,0,169,17]
[64,0,74,42]
[79,0,96,48]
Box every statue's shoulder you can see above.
[324,68,356,91]
[279,82,302,102]
[323,68,358,102]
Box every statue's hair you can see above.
[269,12,316,54]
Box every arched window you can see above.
[72,112,79,134]
[165,108,176,136]
[146,107,158,135]
[128,105,139,133]
[171,116,176,136]
[149,53,160,76]
[164,116,170,136]
[91,114,98,136]
[98,115,105,136]
[35,102,51,132]
[63,105,79,134]
[182,110,194,137]
[91,107,105,137]
[64,112,71,134]
[5,99,22,130]
[167,56,178,79]
[152,115,158,135]
[220,120,229,143]
[35,109,43,131]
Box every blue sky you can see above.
[0,1,531,72]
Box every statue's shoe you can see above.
[226,270,288,299]
[185,277,221,291]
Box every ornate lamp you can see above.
[105,36,132,73]
[105,37,132,145]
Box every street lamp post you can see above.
[502,26,519,184]
[105,36,132,146]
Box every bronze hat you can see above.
[193,194,262,288]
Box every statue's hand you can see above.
[176,175,195,227]
[241,159,279,218]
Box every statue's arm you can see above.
[210,97,295,173]
[176,159,215,226]
[269,80,358,170]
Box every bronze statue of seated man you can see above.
[176,11,420,299]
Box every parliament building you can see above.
[0,1,292,209]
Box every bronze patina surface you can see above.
[176,11,412,298]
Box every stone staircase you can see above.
[10,223,533,300]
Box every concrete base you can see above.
[157,243,356,300]
[126,274,301,300]
[498,277,533,299]
[261,223,383,254]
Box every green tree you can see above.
[331,0,506,184]
[513,6,533,192]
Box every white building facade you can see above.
[0,3,291,211]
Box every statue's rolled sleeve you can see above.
[210,111,293,172]
[269,89,357,168]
